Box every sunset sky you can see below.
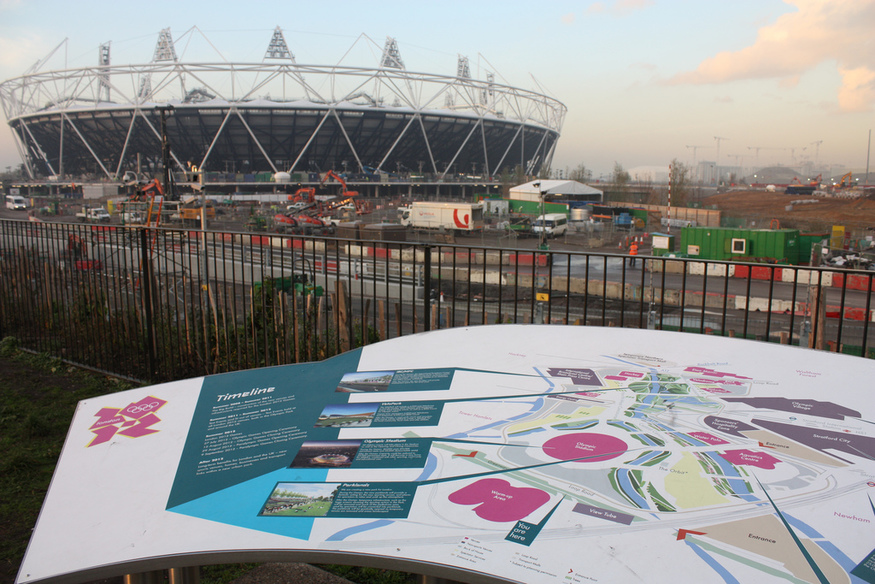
[0,0,872,180]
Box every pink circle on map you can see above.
[542,433,628,463]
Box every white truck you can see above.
[398,201,484,232]
[75,206,111,223]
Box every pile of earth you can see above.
[702,189,875,233]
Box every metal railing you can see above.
[2,218,873,383]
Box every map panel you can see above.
[17,326,875,584]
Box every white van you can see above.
[532,213,568,238]
[6,195,27,210]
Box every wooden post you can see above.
[363,299,372,345]
[335,280,351,352]
[293,292,300,363]
[168,567,200,584]
[395,302,402,337]
[378,299,386,340]
[808,286,826,350]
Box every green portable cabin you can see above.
[679,226,801,264]
[650,232,675,256]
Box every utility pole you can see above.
[157,105,176,201]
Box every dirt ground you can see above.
[702,189,875,234]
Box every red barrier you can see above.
[839,273,875,292]
[74,260,102,271]
[509,253,549,267]
[750,266,781,280]
[313,259,338,274]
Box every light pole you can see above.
[533,181,547,250]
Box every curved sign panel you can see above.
[17,326,875,584]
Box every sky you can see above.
[0,0,873,180]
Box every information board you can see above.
[16,326,875,584]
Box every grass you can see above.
[0,338,137,583]
[0,338,413,584]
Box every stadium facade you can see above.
[0,28,566,182]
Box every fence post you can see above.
[139,228,157,380]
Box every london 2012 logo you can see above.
[87,396,168,447]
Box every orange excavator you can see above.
[287,186,316,204]
[321,170,358,198]
[319,170,371,216]
[836,171,853,189]
[130,178,164,202]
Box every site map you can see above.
[18,326,875,584]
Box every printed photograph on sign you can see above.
[336,370,394,393]
[314,403,377,428]
[289,440,362,468]
[258,482,339,517]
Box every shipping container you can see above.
[679,226,801,264]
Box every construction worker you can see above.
[628,240,639,267]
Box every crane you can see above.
[714,137,728,184]
[810,140,823,167]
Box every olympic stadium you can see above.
[0,28,566,186]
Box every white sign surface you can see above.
[17,326,875,584]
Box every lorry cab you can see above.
[6,195,27,210]
[532,213,568,238]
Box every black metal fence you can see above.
[2,218,873,383]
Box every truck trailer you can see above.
[398,202,484,232]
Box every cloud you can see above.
[669,0,875,112]
[630,62,657,72]
[587,0,652,16]
[561,12,576,24]
[0,33,44,69]
[837,66,875,111]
